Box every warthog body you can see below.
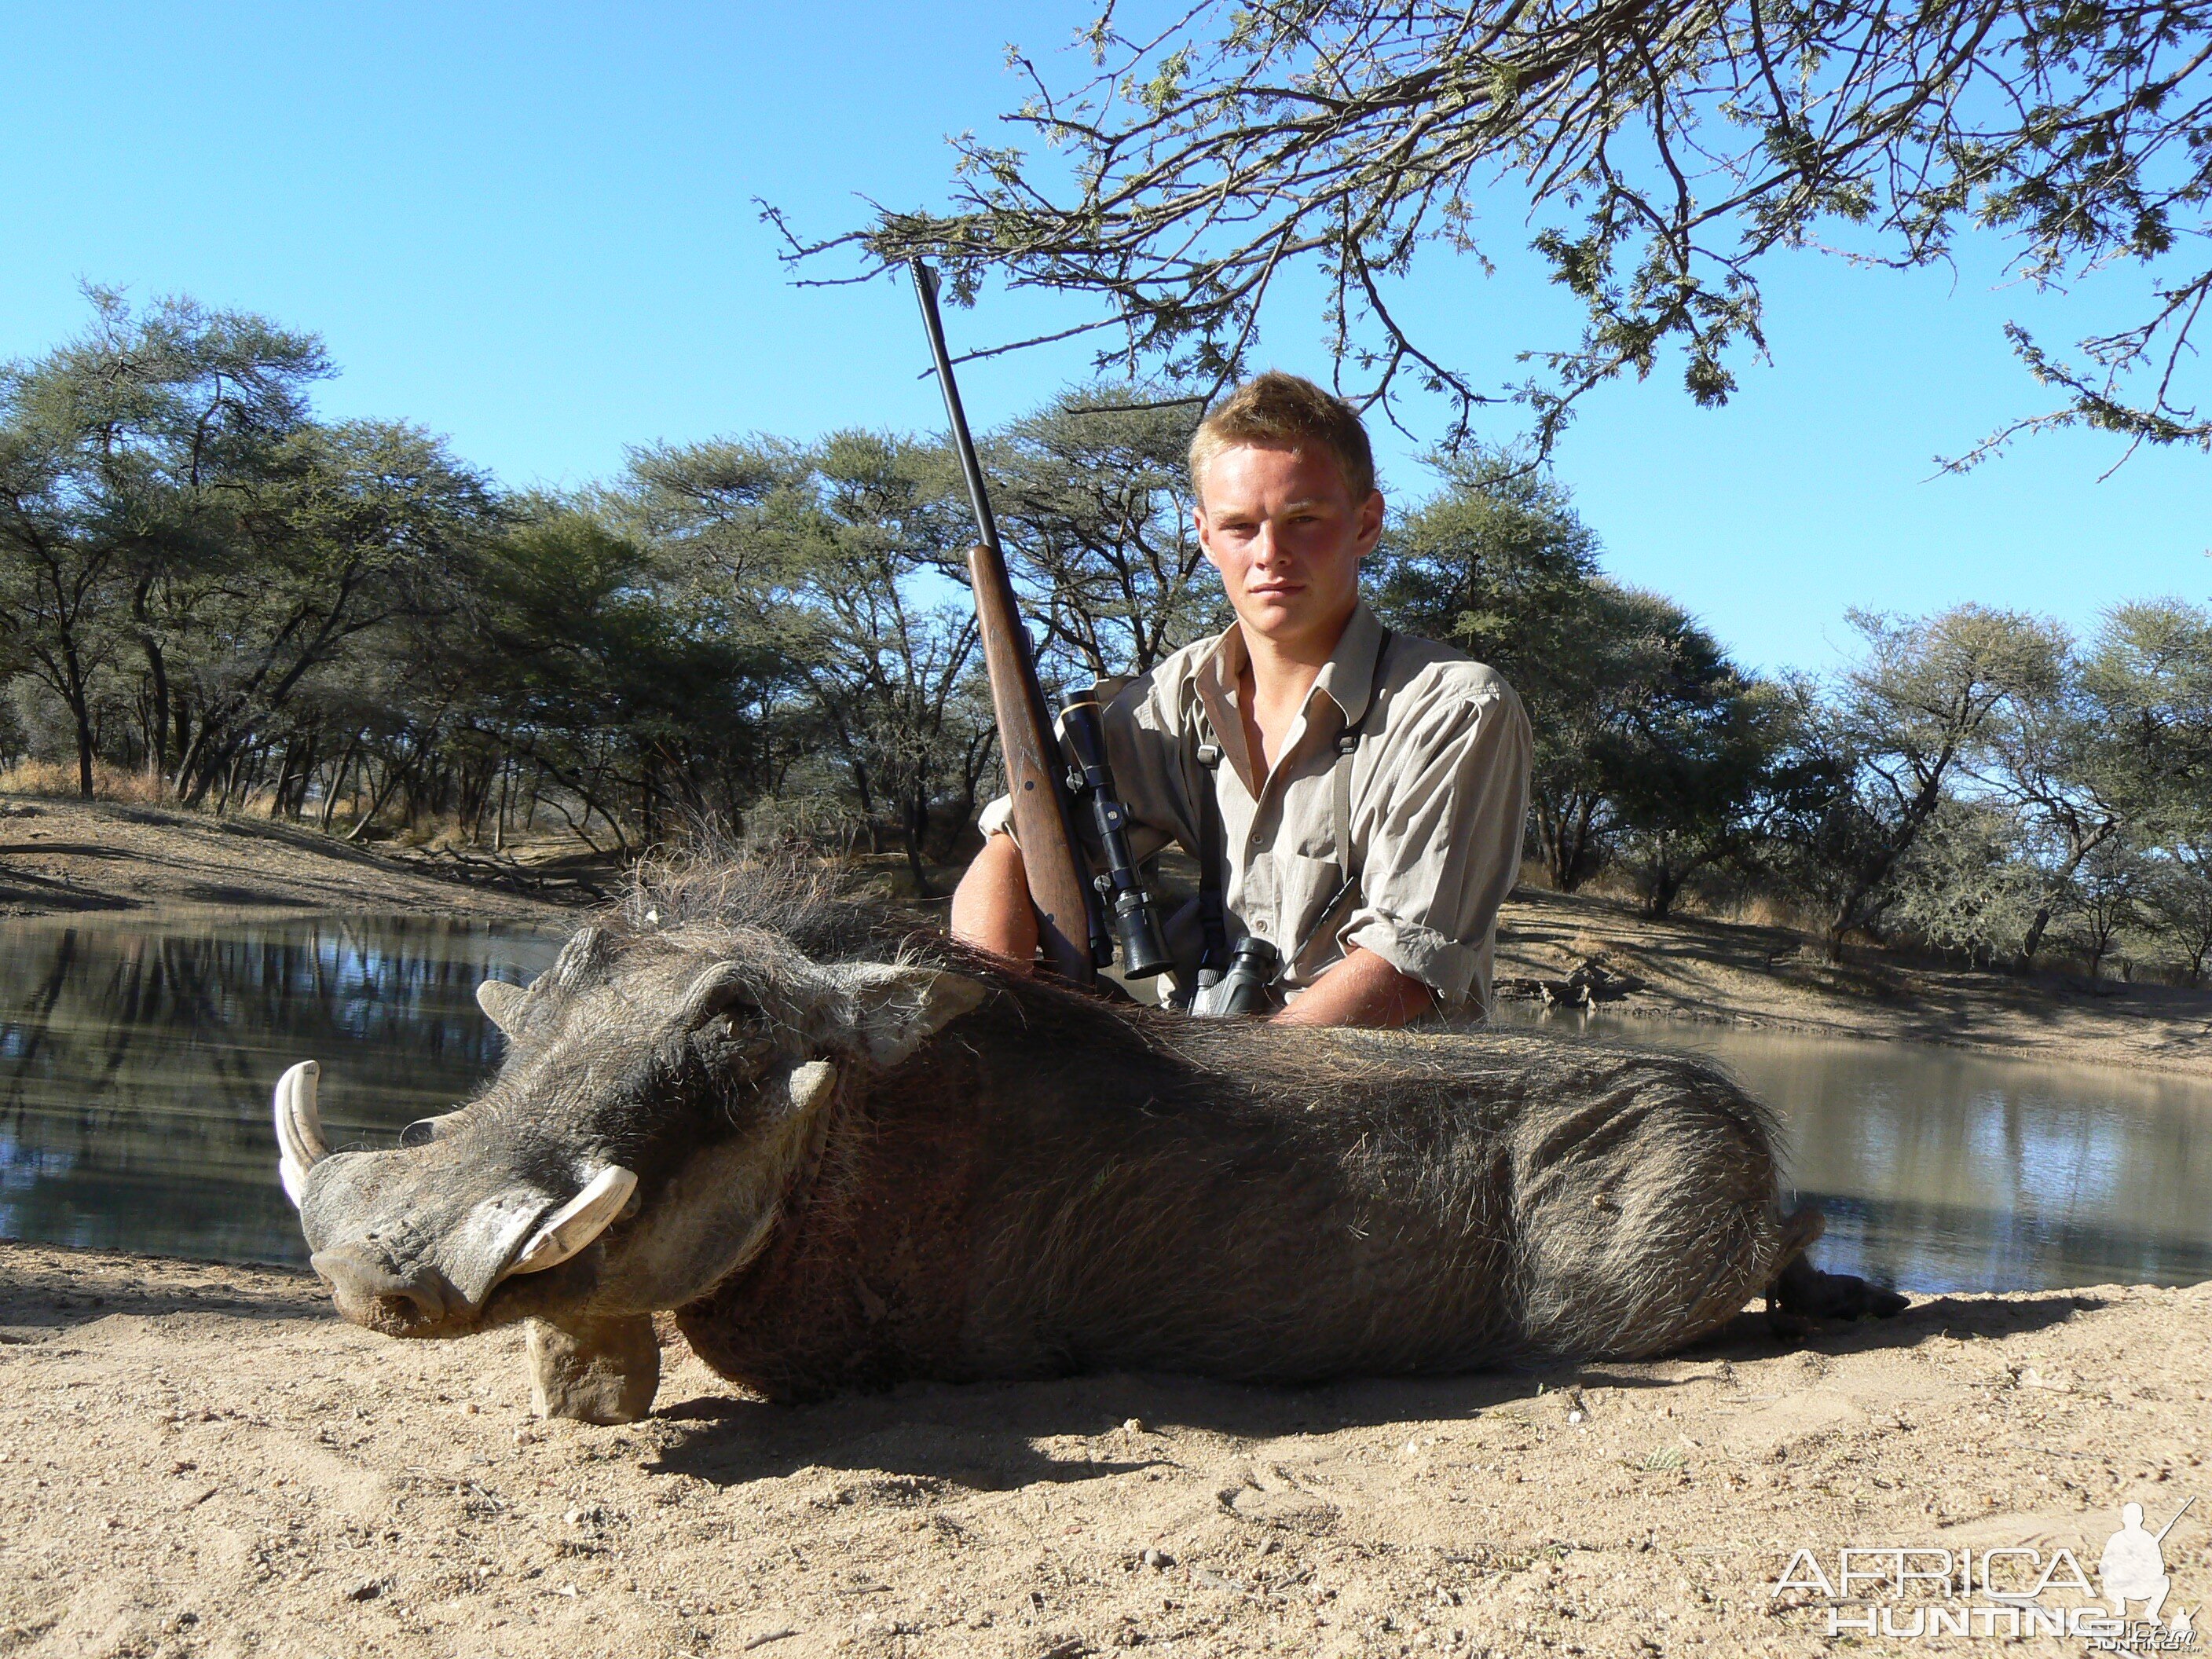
[284,869,1844,1423]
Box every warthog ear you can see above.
[676,961,751,1031]
[831,965,988,1068]
[784,1058,837,1117]
[477,979,527,1036]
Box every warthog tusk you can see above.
[507,1166,639,1276]
[273,1060,328,1210]
[399,1108,464,1148]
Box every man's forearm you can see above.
[1273,945,1434,1028]
[950,832,1039,973]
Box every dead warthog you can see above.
[277,866,1892,1424]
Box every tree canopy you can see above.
[5,289,2208,981]
[785,0,2212,462]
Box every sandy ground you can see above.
[0,796,577,922]
[0,1244,2205,1659]
[3,813,2209,1654]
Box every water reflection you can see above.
[4,913,2206,1294]
[1500,1008,2212,1295]
[0,914,562,1265]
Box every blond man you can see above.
[953,372,1532,1028]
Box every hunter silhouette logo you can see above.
[2100,1499,2194,1627]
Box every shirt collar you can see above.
[1203,600,1383,716]
[1311,601,1388,731]
[1195,600,1386,783]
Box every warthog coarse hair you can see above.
[288,854,1833,1424]
[616,858,1804,1385]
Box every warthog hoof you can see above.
[526,1313,661,1424]
[1768,1254,1909,1324]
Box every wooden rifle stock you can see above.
[910,262,1102,987]
[966,540,1101,987]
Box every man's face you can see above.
[1195,442,1383,656]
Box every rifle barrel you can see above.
[2154,1496,2196,1543]
[908,259,1106,985]
[910,263,1001,551]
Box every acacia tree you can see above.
[2144,839,2212,984]
[1373,450,1771,898]
[628,432,991,889]
[1884,795,2046,967]
[2069,834,2154,976]
[989,386,1219,680]
[0,290,328,796]
[2079,598,2212,980]
[162,419,500,807]
[1782,606,2067,957]
[792,0,2212,463]
[2083,598,2212,831]
[1605,669,1789,919]
[1972,640,2126,967]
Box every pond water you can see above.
[1498,1006,2212,1295]
[0,914,562,1266]
[2,912,2206,1292]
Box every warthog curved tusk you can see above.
[507,1166,639,1276]
[273,1060,328,1210]
[399,1109,464,1148]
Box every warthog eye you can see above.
[692,1012,778,1073]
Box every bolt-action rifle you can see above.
[909,262,1170,989]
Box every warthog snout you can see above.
[309,1243,462,1335]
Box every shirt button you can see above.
[1253,917,1270,936]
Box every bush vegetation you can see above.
[2,292,2207,980]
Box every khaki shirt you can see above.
[980,602,1532,1013]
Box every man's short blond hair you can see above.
[1188,372,1377,505]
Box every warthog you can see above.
[279,868,1892,1424]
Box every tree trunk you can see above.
[137,624,171,782]
[319,740,361,833]
[71,696,96,800]
[903,791,933,899]
[2016,825,2112,972]
[493,759,513,853]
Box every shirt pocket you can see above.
[1274,851,1353,964]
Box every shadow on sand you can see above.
[648,1290,2097,1492]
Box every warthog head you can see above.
[276,887,985,1417]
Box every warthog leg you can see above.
[526,1313,661,1424]
[1767,1254,1910,1323]
[1763,1206,1908,1324]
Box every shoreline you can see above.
[7,790,2207,1079]
[1492,887,2212,1080]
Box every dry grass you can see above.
[0,759,171,806]
[0,763,517,852]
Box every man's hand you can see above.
[959,840,1433,1026]
[949,832,1038,974]
[1273,945,1434,1028]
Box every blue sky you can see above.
[3,2,2204,676]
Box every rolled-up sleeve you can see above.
[1337,670,1531,1013]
